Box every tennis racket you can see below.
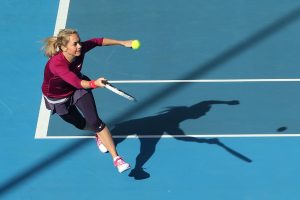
[103,81,136,102]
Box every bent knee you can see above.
[85,120,106,132]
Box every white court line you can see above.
[35,0,70,139]
[109,78,300,83]
[39,134,300,139]
[36,77,300,139]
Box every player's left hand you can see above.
[122,40,133,48]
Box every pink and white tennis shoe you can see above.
[114,156,131,173]
[95,134,108,153]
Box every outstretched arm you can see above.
[102,38,133,48]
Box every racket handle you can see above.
[101,79,109,85]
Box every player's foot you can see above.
[95,134,108,153]
[114,156,131,173]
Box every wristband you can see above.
[89,80,97,89]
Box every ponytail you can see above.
[42,28,78,58]
[42,36,58,57]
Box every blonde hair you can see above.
[42,28,78,57]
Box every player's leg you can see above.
[59,105,86,130]
[74,92,113,152]
[75,91,130,172]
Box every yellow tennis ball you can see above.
[132,40,140,50]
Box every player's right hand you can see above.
[95,77,107,88]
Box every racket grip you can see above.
[101,79,109,85]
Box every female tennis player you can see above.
[41,28,131,173]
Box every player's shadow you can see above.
[112,100,252,180]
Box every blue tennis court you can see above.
[1,0,300,199]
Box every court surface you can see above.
[1,0,300,199]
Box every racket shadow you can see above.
[111,99,252,180]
